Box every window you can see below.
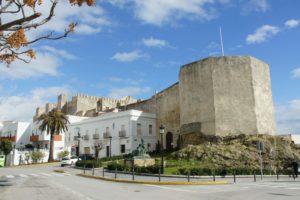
[137,123,142,137]
[121,125,125,131]
[149,124,153,135]
[120,144,125,153]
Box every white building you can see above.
[66,110,157,158]
[291,134,300,145]
[0,121,31,149]
[29,115,88,159]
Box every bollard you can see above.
[92,165,95,176]
[159,169,161,182]
[84,165,86,174]
[102,167,105,177]
[213,171,215,182]
[115,168,117,179]
[132,167,135,181]
[233,171,236,183]
[188,173,190,182]
[254,171,256,182]
[277,172,279,180]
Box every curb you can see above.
[53,169,66,173]
[77,174,227,185]
[10,162,60,168]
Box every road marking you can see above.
[6,175,14,179]
[145,184,197,193]
[286,188,300,190]
[19,174,28,178]
[40,173,52,177]
[51,173,63,176]
[29,173,39,177]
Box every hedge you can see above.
[106,162,160,174]
[76,160,102,168]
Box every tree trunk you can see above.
[48,133,55,162]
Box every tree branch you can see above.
[0,12,42,31]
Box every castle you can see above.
[34,56,276,150]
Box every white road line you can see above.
[40,173,52,177]
[51,173,63,176]
[286,188,300,190]
[19,174,28,178]
[29,173,39,177]
[6,175,14,179]
[145,184,197,193]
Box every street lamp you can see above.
[109,136,112,158]
[160,124,165,174]
[75,127,81,162]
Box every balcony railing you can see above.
[103,132,111,138]
[0,136,16,142]
[93,133,100,139]
[119,131,126,138]
[53,135,62,141]
[30,135,39,142]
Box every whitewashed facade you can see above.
[0,121,31,149]
[66,110,157,158]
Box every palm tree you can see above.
[38,109,69,162]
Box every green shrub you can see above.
[134,165,160,174]
[76,160,102,168]
[30,151,45,163]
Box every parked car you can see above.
[79,154,96,161]
[61,156,80,167]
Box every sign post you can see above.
[256,142,264,180]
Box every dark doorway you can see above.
[106,146,110,157]
[166,132,173,151]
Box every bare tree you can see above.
[0,0,95,65]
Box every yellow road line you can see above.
[77,174,227,185]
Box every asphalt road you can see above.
[0,164,300,200]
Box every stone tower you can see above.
[57,94,67,110]
[179,56,276,142]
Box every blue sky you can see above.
[0,0,300,134]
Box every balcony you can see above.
[103,132,111,138]
[83,135,89,140]
[53,135,62,141]
[0,136,16,142]
[30,135,39,142]
[93,133,100,139]
[119,131,127,138]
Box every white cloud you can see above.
[0,85,3,92]
[111,50,147,62]
[241,0,269,14]
[0,52,61,79]
[129,0,224,26]
[291,68,300,79]
[40,46,77,60]
[0,46,77,79]
[108,86,151,99]
[246,25,280,44]
[142,37,168,48]
[0,86,71,121]
[285,19,300,29]
[276,100,300,135]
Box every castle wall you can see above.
[156,83,181,147]
[250,58,276,135]
[179,56,276,139]
[179,59,216,135]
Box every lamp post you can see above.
[109,136,112,158]
[75,127,81,162]
[160,124,165,174]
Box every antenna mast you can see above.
[219,26,225,56]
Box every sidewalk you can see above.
[61,166,300,184]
